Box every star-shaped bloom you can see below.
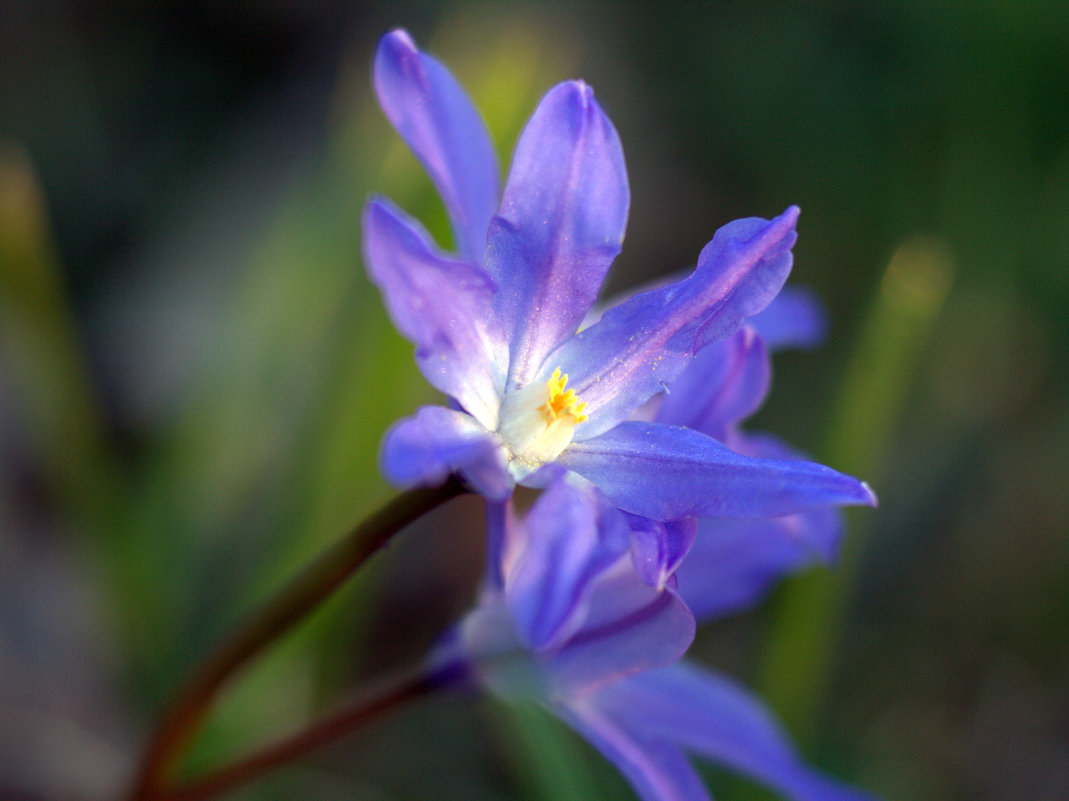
[437,476,876,801]
[365,29,874,523]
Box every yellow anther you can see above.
[540,367,589,424]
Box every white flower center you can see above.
[497,368,588,480]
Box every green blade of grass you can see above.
[757,237,955,741]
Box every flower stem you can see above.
[127,478,468,801]
[162,662,460,801]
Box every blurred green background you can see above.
[1,2,1066,800]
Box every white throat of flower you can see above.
[497,368,588,480]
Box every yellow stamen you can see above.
[539,367,589,424]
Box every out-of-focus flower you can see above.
[618,286,854,595]
[674,291,851,614]
[364,30,874,522]
[438,476,876,801]
[445,477,696,703]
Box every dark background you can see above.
[2,2,1066,799]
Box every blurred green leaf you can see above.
[758,237,955,740]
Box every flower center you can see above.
[497,367,588,480]
[540,367,589,424]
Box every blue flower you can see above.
[364,30,875,522]
[438,476,876,801]
[672,291,854,612]
[615,286,856,592]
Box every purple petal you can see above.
[545,572,694,697]
[486,81,630,389]
[597,664,879,801]
[483,500,516,594]
[655,326,771,440]
[552,207,801,439]
[724,432,850,561]
[625,515,698,589]
[555,700,712,801]
[506,479,630,652]
[673,430,848,619]
[675,509,842,621]
[749,285,827,350]
[373,30,499,262]
[557,421,877,521]
[363,198,506,426]
[380,406,511,499]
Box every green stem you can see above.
[127,478,467,801]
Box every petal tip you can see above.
[380,27,416,54]
[375,30,422,88]
[774,204,801,234]
[735,205,800,255]
[860,480,879,507]
[550,79,597,110]
[363,194,389,220]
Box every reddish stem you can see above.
[127,478,467,801]
[163,663,457,801]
